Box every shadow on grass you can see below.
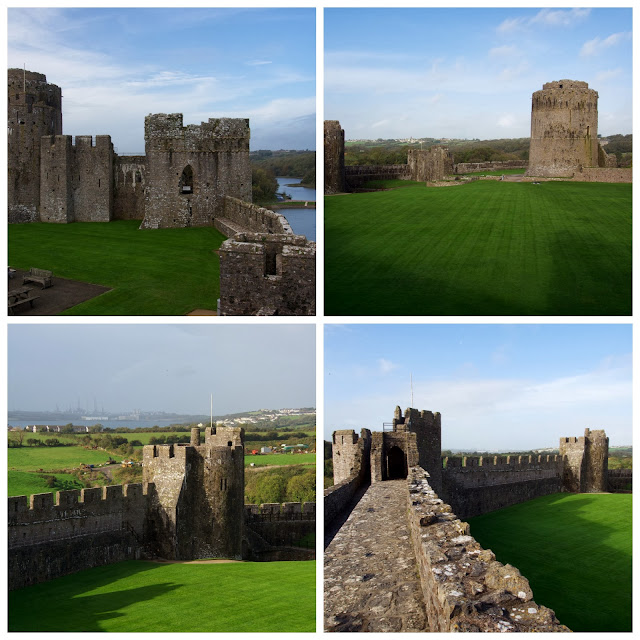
[467,493,632,632]
[8,560,180,632]
[547,230,631,315]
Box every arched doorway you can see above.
[386,446,407,480]
[179,165,194,194]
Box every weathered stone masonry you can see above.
[8,69,62,223]
[9,426,315,590]
[8,69,316,315]
[325,407,625,631]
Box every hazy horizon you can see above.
[8,325,316,417]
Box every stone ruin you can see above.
[526,80,621,178]
[8,425,315,590]
[326,79,630,189]
[7,68,316,315]
[325,407,625,632]
[323,120,453,193]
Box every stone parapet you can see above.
[407,467,570,632]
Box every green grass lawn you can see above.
[8,446,113,472]
[245,452,316,467]
[7,470,83,497]
[467,493,632,632]
[8,560,316,632]
[325,181,631,315]
[8,220,226,314]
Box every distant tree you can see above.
[252,167,278,203]
[286,471,316,503]
[26,438,39,447]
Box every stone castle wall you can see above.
[455,160,527,174]
[324,120,346,194]
[325,429,372,526]
[140,114,251,229]
[571,167,632,183]
[218,231,316,316]
[526,79,599,177]
[8,69,62,222]
[407,147,454,182]
[440,455,564,519]
[407,467,569,632]
[113,156,146,220]
[8,483,152,590]
[608,468,632,492]
[219,196,292,235]
[344,164,411,189]
[244,502,315,550]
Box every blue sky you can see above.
[325,7,632,140]
[8,325,315,415]
[8,8,315,152]
[324,325,632,450]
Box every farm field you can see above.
[325,181,631,315]
[245,452,315,467]
[467,492,632,632]
[8,470,83,497]
[8,559,316,632]
[8,220,226,315]
[7,446,113,471]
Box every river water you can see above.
[8,418,189,430]
[276,177,316,241]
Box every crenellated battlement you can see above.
[328,407,618,527]
[245,502,316,521]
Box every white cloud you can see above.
[580,32,631,57]
[325,357,631,449]
[530,8,591,27]
[595,68,623,83]
[378,358,399,374]
[489,45,520,58]
[497,8,590,33]
[246,60,272,66]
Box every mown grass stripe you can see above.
[325,181,630,315]
[467,493,632,632]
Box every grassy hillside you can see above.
[8,446,113,472]
[8,220,226,314]
[325,181,631,315]
[8,560,315,632]
[467,493,632,632]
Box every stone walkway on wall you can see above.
[324,479,428,632]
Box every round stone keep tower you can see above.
[526,80,599,177]
[8,69,62,222]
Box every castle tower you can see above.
[332,429,371,484]
[393,406,442,493]
[559,428,609,493]
[142,425,245,560]
[526,80,599,177]
[324,120,345,194]
[8,69,62,222]
[141,114,251,229]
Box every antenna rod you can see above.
[411,373,414,406]
[210,393,213,429]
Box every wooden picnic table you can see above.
[8,286,40,314]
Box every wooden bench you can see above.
[8,295,40,314]
[23,268,53,289]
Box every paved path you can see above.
[324,480,427,632]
